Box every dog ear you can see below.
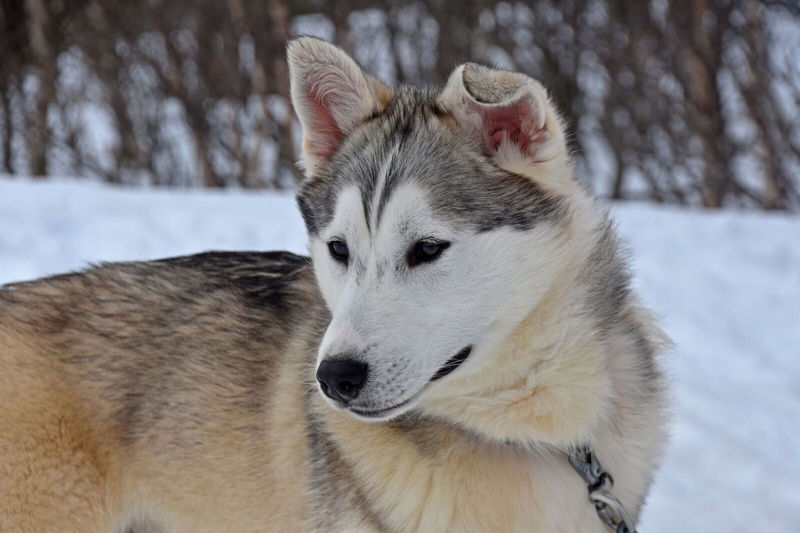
[288,37,391,174]
[438,63,566,167]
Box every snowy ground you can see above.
[1,178,799,532]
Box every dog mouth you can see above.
[349,396,415,419]
[431,345,472,381]
[348,346,472,419]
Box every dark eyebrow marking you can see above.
[355,132,398,235]
[373,143,404,232]
[359,173,376,235]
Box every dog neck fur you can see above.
[417,201,613,450]
[418,255,614,450]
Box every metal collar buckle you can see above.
[568,446,638,533]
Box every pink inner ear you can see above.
[473,98,543,154]
[306,89,345,157]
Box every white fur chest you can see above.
[333,424,611,533]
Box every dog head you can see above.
[289,37,586,421]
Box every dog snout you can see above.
[316,358,368,405]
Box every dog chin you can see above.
[316,388,418,422]
[345,391,426,422]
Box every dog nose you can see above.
[316,358,368,404]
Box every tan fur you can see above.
[0,256,321,533]
[0,329,113,532]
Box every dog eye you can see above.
[408,240,450,268]
[328,240,349,263]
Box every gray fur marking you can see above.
[297,87,565,238]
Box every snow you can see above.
[1,177,799,532]
[0,178,307,284]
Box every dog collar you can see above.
[568,446,638,533]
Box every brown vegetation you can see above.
[0,0,798,209]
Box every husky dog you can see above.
[0,38,668,533]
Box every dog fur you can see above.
[0,38,668,532]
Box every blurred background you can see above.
[1,0,799,208]
[1,1,799,532]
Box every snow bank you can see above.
[1,178,798,532]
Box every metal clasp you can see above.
[568,446,603,487]
[568,446,638,533]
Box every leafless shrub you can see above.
[0,0,798,209]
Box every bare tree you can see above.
[0,0,797,209]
